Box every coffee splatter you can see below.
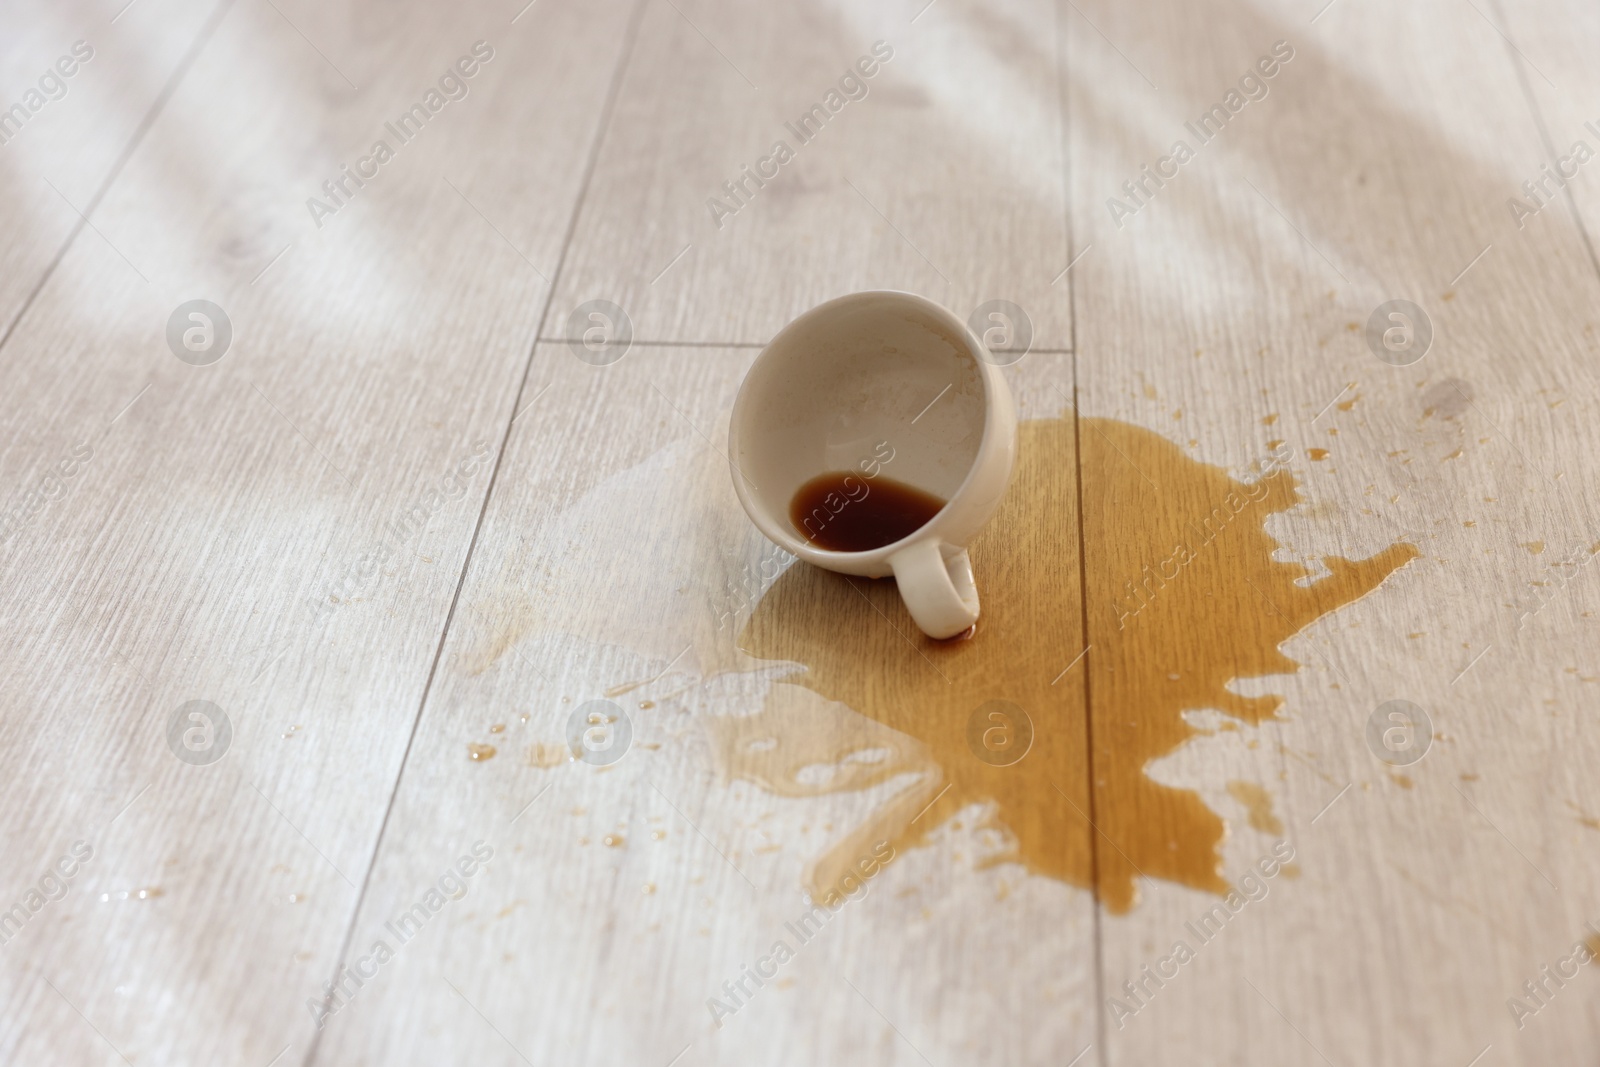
[1565,800,1600,831]
[527,742,567,768]
[1226,781,1284,835]
[719,416,1415,911]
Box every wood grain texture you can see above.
[1497,0,1600,267]
[307,342,1099,1067]
[544,0,1074,348]
[1067,0,1600,1062]
[0,0,636,1063]
[4,0,1600,1063]
[0,0,222,341]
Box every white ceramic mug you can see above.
[728,291,1019,639]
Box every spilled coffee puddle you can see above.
[716,417,1415,912]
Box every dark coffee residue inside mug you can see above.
[790,473,946,552]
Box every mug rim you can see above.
[728,289,1010,568]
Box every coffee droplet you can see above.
[789,472,946,552]
[468,743,497,761]
[1226,780,1284,836]
[721,416,1416,912]
[100,887,165,903]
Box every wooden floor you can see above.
[3,0,1599,1063]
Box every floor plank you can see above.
[544,0,1074,348]
[1497,0,1600,274]
[5,0,1600,1061]
[309,341,1100,1066]
[0,0,222,344]
[1066,0,1600,1063]
[0,1,637,1063]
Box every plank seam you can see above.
[1057,0,1110,1063]
[1486,0,1600,287]
[299,2,652,1063]
[0,0,242,360]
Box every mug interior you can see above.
[734,293,988,550]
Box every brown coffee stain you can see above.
[469,626,524,676]
[721,416,1416,912]
[1564,800,1600,831]
[706,681,940,898]
[528,741,567,768]
[1226,781,1284,835]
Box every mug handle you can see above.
[888,539,979,639]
